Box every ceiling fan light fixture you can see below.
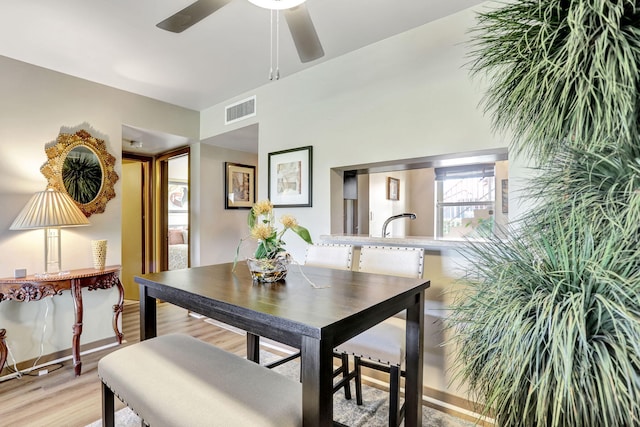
[248,0,306,10]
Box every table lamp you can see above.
[10,187,90,273]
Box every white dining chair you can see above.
[265,244,358,400]
[304,243,353,271]
[335,245,424,427]
[304,243,362,401]
[357,245,424,279]
[303,243,358,399]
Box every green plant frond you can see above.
[469,0,640,162]
[448,201,640,425]
[290,225,313,245]
[231,235,249,272]
[247,208,257,228]
[254,242,269,259]
[522,145,640,238]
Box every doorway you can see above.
[121,154,152,300]
[157,148,190,271]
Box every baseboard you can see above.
[359,367,493,425]
[422,388,492,426]
[0,336,119,379]
[422,383,490,424]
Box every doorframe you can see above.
[156,147,190,271]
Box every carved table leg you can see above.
[71,279,83,376]
[0,329,7,374]
[112,278,124,344]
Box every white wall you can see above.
[0,55,198,366]
[200,5,519,262]
[190,143,258,267]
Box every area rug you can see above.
[88,351,476,427]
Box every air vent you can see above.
[225,96,256,125]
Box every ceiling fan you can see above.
[156,0,324,63]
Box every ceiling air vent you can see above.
[225,96,256,125]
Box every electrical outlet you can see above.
[39,369,48,376]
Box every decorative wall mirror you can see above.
[41,129,119,217]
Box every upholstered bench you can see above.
[98,334,302,427]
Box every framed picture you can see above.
[268,146,312,207]
[387,177,399,201]
[168,180,188,212]
[225,162,256,209]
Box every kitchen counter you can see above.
[320,234,478,250]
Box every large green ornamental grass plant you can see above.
[449,0,640,425]
[451,204,640,426]
[450,143,640,427]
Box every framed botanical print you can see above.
[268,146,312,207]
[225,162,256,209]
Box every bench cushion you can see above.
[98,334,302,427]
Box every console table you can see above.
[0,266,123,376]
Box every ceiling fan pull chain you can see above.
[275,9,280,80]
[269,9,274,80]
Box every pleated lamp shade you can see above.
[11,187,90,273]
[10,187,90,230]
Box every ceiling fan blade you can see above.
[284,4,324,63]
[157,0,233,33]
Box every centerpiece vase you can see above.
[246,256,289,283]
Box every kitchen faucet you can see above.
[382,213,417,237]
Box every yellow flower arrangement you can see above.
[234,199,312,269]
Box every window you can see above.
[435,164,495,238]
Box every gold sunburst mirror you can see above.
[41,129,119,217]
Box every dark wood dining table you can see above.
[135,262,429,427]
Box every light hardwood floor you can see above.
[0,301,484,427]
[0,300,249,427]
